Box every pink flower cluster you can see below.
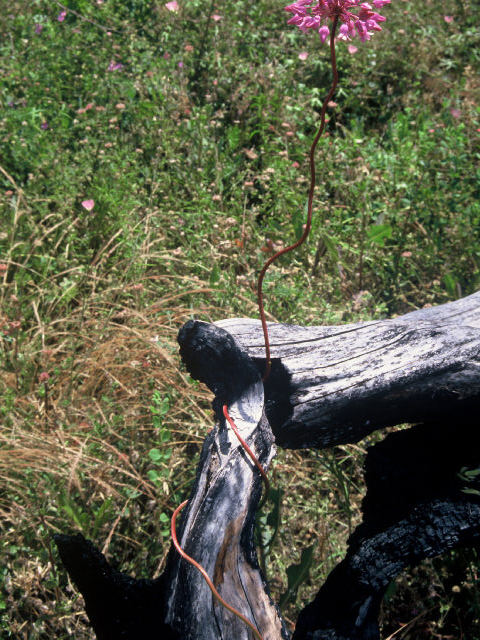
[284,0,391,43]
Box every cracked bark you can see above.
[55,291,480,639]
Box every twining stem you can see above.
[171,500,264,640]
[223,404,270,506]
[171,18,341,640]
[258,15,340,382]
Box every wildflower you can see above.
[57,9,67,21]
[298,51,309,60]
[34,23,44,34]
[40,121,49,130]
[77,103,94,114]
[39,371,50,383]
[81,199,95,212]
[212,14,222,21]
[108,61,123,71]
[444,15,453,23]
[0,263,8,272]
[450,108,461,119]
[165,1,179,11]
[284,0,391,43]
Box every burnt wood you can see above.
[292,418,480,640]
[163,321,287,640]
[216,289,480,447]
[55,291,480,640]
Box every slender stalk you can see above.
[171,500,264,640]
[257,16,340,382]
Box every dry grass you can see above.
[0,274,219,635]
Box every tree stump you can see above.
[56,291,480,639]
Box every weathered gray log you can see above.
[163,321,288,640]
[216,289,480,448]
[55,321,287,640]
[55,291,480,640]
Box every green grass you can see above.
[1,0,480,637]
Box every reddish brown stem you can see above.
[223,404,270,506]
[171,500,264,640]
[258,16,339,382]
[171,21,341,636]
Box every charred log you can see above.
[55,292,480,640]
[292,418,480,639]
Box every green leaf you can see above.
[149,448,162,462]
[366,224,392,247]
[292,202,307,241]
[279,544,316,610]
[322,233,339,263]
[92,497,114,538]
[148,469,160,483]
[160,429,171,443]
[443,272,457,298]
[462,488,480,497]
[210,263,221,285]
[227,125,241,151]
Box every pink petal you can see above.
[450,108,461,119]
[212,14,222,21]
[319,25,329,43]
[298,51,308,60]
[81,199,95,212]
[165,1,179,11]
[57,10,67,21]
[444,15,453,23]
[348,44,358,54]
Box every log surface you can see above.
[163,320,289,640]
[216,290,480,448]
[55,293,480,640]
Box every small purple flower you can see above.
[40,121,49,130]
[178,61,184,68]
[108,61,124,71]
[58,9,67,22]
[34,23,44,35]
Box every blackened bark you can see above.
[55,292,480,640]
[217,290,480,448]
[54,533,178,640]
[292,419,480,640]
